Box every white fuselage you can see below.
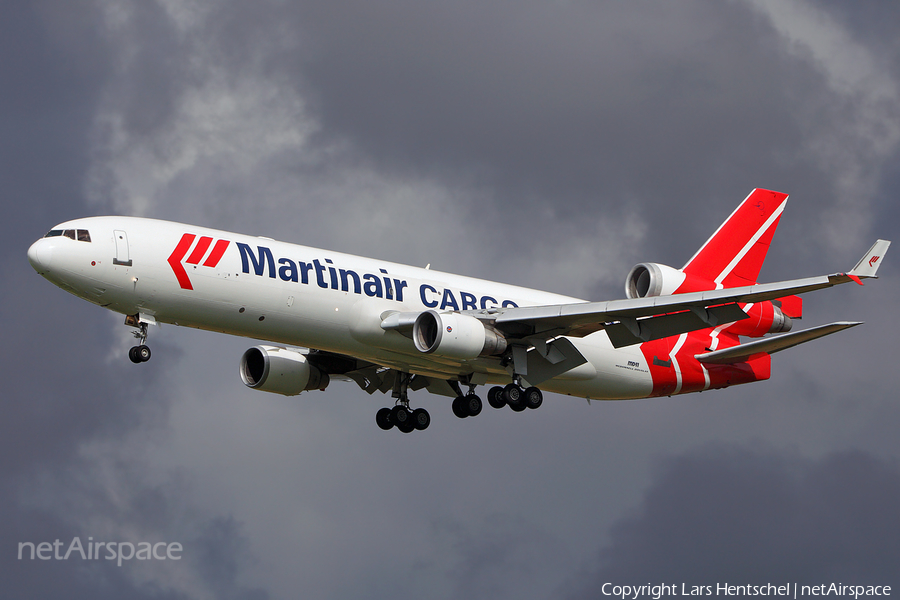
[27,216,654,400]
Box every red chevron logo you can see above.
[167,234,230,290]
[869,255,880,267]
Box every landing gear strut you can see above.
[126,315,151,364]
[375,372,430,433]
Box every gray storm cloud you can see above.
[3,1,898,598]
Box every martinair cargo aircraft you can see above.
[27,189,890,433]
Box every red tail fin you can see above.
[681,189,788,289]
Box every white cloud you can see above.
[87,0,315,219]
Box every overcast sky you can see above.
[3,1,899,598]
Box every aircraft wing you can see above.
[480,239,890,348]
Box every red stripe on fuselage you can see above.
[203,239,230,267]
[640,329,770,396]
[167,233,196,290]
[185,236,213,265]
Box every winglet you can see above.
[849,239,891,279]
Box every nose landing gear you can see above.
[125,315,152,363]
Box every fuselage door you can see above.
[113,230,133,266]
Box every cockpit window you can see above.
[43,228,91,242]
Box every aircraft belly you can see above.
[546,335,655,400]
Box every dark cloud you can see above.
[1,2,110,231]
[565,445,900,596]
[294,1,810,211]
[3,0,899,598]
[2,476,268,600]
[0,263,175,476]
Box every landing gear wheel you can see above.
[523,386,543,410]
[452,396,468,419]
[504,383,526,412]
[464,394,483,417]
[376,407,394,430]
[412,408,431,431]
[391,405,412,428]
[397,420,415,433]
[487,386,506,409]
[129,345,151,363]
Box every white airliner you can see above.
[27,189,889,432]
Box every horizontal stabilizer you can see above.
[849,239,891,279]
[695,321,861,364]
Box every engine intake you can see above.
[625,262,687,298]
[240,345,329,396]
[413,311,507,360]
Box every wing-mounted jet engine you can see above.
[240,346,329,396]
[412,310,508,359]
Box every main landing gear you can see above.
[486,383,543,412]
[375,377,545,432]
[126,315,151,364]
[375,372,431,433]
[430,380,546,428]
[376,405,431,433]
[451,385,484,419]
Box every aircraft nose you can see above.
[27,239,50,273]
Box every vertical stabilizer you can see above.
[681,189,788,289]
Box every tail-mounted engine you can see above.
[725,302,792,337]
[240,345,329,396]
[625,262,729,297]
[625,263,688,298]
[412,310,508,360]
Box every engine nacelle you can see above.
[725,302,793,337]
[240,345,329,396]
[413,310,507,360]
[625,262,722,297]
[625,262,687,298]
